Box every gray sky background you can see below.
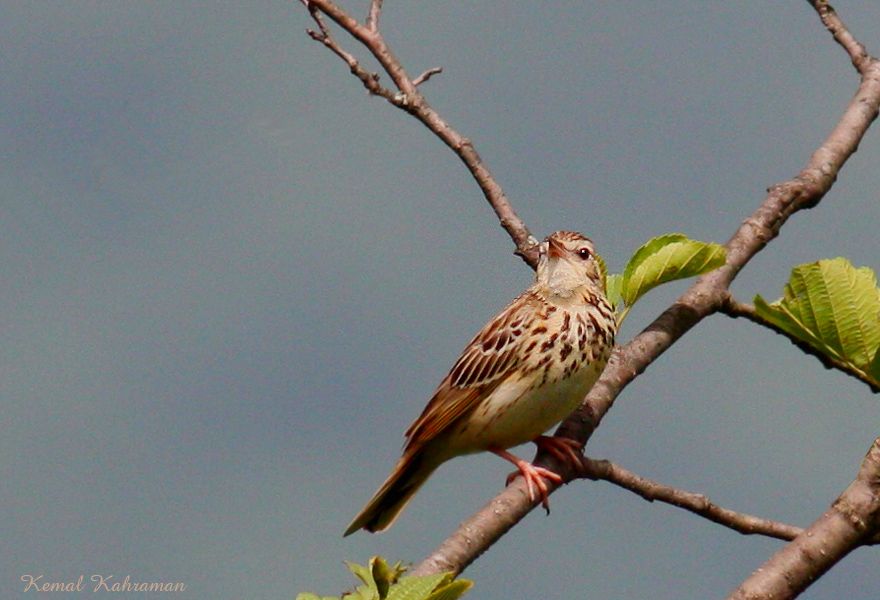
[3,2,880,599]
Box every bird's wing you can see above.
[404,288,541,447]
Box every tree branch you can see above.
[727,437,880,600]
[580,455,880,546]
[365,0,382,32]
[303,3,397,102]
[301,0,539,264]
[578,458,804,541]
[412,67,443,87]
[809,0,874,73]
[413,2,880,577]
[721,296,880,392]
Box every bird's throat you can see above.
[546,265,581,298]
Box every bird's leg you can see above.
[491,447,562,513]
[533,435,585,470]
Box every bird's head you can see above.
[535,231,604,297]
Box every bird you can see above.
[344,230,616,535]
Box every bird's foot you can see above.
[533,435,585,470]
[492,447,562,513]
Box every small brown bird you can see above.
[344,231,616,535]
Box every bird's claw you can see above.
[503,460,562,512]
[534,435,585,471]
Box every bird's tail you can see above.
[344,449,439,536]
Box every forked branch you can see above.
[301,0,538,263]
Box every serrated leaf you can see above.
[386,574,449,600]
[753,294,818,346]
[425,579,473,600]
[621,233,726,307]
[754,258,880,390]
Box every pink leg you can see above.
[533,435,585,469]
[491,447,562,512]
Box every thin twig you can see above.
[413,67,443,87]
[303,4,398,102]
[593,453,880,546]
[366,0,382,32]
[580,458,803,541]
[808,0,875,73]
[301,0,538,264]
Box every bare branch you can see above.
[728,437,880,600]
[366,0,382,32]
[721,296,880,392]
[808,0,876,73]
[414,2,880,577]
[413,67,443,87]
[303,4,398,102]
[579,458,803,541]
[301,0,538,264]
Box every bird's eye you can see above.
[577,247,592,260]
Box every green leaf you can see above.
[386,574,449,600]
[604,273,623,312]
[341,591,376,600]
[386,572,472,600]
[370,556,404,598]
[754,258,880,390]
[345,560,381,600]
[621,233,726,307]
[303,558,471,600]
[594,252,609,290]
[425,579,474,600]
[347,561,374,586]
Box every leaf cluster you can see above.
[297,556,472,600]
[754,258,880,391]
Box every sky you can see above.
[3,2,880,599]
